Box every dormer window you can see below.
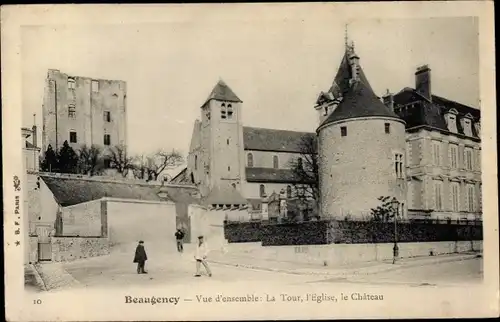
[444,108,458,133]
[474,121,481,137]
[461,113,474,137]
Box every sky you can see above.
[22,15,479,158]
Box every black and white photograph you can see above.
[2,3,498,321]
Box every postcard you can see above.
[2,2,498,321]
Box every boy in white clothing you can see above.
[194,235,212,277]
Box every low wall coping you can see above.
[102,197,175,206]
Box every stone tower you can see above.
[316,43,407,220]
[197,80,246,192]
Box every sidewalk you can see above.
[208,251,481,278]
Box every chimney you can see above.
[415,65,431,102]
[32,125,37,148]
[382,89,395,111]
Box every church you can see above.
[173,39,482,222]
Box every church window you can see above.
[194,155,198,170]
[286,185,292,198]
[273,155,279,169]
[227,104,233,119]
[221,103,227,119]
[384,123,390,134]
[247,153,254,167]
[340,126,347,137]
[259,184,266,197]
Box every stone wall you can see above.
[29,237,38,264]
[51,237,109,262]
[61,200,103,237]
[189,205,227,250]
[225,240,483,267]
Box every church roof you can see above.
[318,48,401,129]
[245,167,315,184]
[203,184,249,205]
[243,127,316,153]
[204,79,242,105]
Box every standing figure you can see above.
[194,235,212,277]
[175,229,185,253]
[133,240,148,274]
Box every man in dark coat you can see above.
[133,240,148,274]
[174,229,185,253]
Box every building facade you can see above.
[42,69,127,154]
[390,65,482,221]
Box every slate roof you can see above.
[25,141,40,150]
[245,167,314,184]
[170,168,194,184]
[319,50,401,129]
[204,79,242,105]
[203,184,249,205]
[41,175,165,207]
[393,87,481,138]
[243,127,316,153]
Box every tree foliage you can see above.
[288,135,320,219]
[77,144,104,176]
[57,140,79,173]
[370,196,398,222]
[40,144,58,172]
[108,144,134,177]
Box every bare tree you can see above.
[131,154,148,180]
[108,144,134,177]
[78,144,104,176]
[288,135,320,219]
[145,149,184,181]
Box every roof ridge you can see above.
[243,125,314,135]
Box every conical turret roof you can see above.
[203,79,242,106]
[318,48,401,130]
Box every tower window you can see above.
[227,104,233,119]
[384,123,390,134]
[69,131,77,143]
[228,166,231,171]
[68,78,76,89]
[340,126,347,137]
[194,155,198,170]
[68,104,76,118]
[221,103,227,119]
[104,111,111,122]
[273,155,279,169]
[394,153,404,178]
[247,153,254,167]
[91,80,99,92]
[227,138,230,145]
[104,134,111,146]
[259,184,266,197]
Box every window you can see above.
[433,180,443,210]
[220,103,226,119]
[68,104,76,118]
[273,155,279,169]
[432,140,441,166]
[104,111,111,122]
[247,153,253,167]
[69,131,77,143]
[297,157,303,170]
[91,80,99,92]
[451,182,460,212]
[104,158,111,168]
[227,138,230,145]
[259,184,266,197]
[206,111,211,121]
[462,116,473,137]
[465,148,473,170]
[445,109,458,133]
[384,123,391,134]
[286,185,292,198]
[228,166,231,171]
[104,134,111,146]
[466,184,474,212]
[68,78,76,89]
[394,153,404,178]
[340,126,347,137]
[227,104,233,119]
[324,106,329,116]
[449,144,458,168]
[194,155,198,170]
[232,183,236,189]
